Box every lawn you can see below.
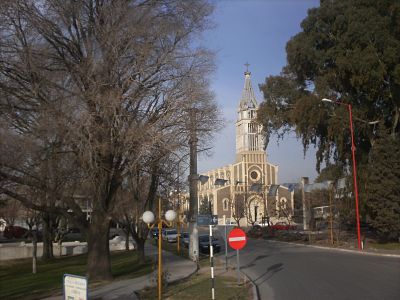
[138,269,252,300]
[0,250,153,300]
[140,239,252,300]
[368,242,400,251]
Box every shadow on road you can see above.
[241,254,270,270]
[252,262,284,285]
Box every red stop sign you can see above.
[228,228,247,250]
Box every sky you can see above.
[197,0,321,183]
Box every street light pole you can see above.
[322,98,362,250]
[142,199,177,299]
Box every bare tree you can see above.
[24,208,41,274]
[0,0,217,280]
[0,198,23,227]
[231,195,246,227]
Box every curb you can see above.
[240,268,260,300]
[215,256,260,300]
[266,239,400,258]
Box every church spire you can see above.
[239,63,258,111]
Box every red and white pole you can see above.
[348,104,362,250]
[209,225,215,299]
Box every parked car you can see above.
[227,220,238,226]
[3,225,28,239]
[199,234,220,254]
[162,229,179,242]
[64,228,84,240]
[180,232,189,248]
[109,227,121,239]
[270,222,297,230]
[151,228,166,239]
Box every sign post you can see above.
[197,214,218,299]
[228,228,247,285]
[223,215,228,271]
[209,224,215,300]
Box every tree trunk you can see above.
[136,238,146,263]
[42,214,54,260]
[86,214,112,281]
[32,234,37,274]
[58,240,63,257]
[125,229,130,251]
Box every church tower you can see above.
[235,67,266,163]
[197,65,293,227]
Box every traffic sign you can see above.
[228,228,247,250]
[197,214,218,226]
[64,274,88,300]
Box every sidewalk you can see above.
[42,243,197,300]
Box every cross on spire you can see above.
[244,62,250,73]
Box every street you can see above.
[218,232,400,300]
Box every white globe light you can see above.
[165,210,177,222]
[142,211,155,224]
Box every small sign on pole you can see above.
[228,228,247,285]
[197,214,218,226]
[64,274,88,300]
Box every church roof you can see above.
[239,69,258,111]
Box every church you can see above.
[197,68,294,226]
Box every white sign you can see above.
[64,274,88,300]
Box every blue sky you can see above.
[198,0,320,183]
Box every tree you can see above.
[24,208,41,274]
[199,196,211,215]
[232,195,245,227]
[258,0,400,170]
[366,130,400,241]
[257,0,400,233]
[314,163,344,183]
[0,198,23,227]
[0,0,216,280]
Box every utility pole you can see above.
[188,108,199,263]
[301,177,309,231]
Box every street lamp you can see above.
[142,198,177,300]
[321,98,362,250]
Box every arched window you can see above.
[223,198,229,211]
[278,197,287,218]
[280,197,287,210]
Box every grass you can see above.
[368,242,400,251]
[0,250,153,300]
[138,268,252,300]
[142,238,251,299]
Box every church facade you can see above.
[198,69,293,226]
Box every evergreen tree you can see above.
[258,0,400,170]
[315,163,344,183]
[257,0,400,234]
[199,197,212,215]
[366,131,400,241]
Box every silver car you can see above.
[162,229,179,243]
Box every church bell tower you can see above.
[235,66,265,163]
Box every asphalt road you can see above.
[220,237,400,300]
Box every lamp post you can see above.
[142,198,177,300]
[322,98,361,250]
